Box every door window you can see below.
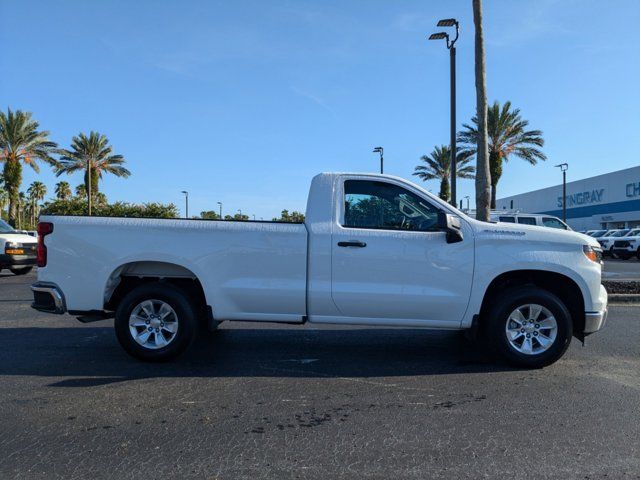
[517,217,537,225]
[499,216,516,223]
[343,180,439,232]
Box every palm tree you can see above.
[472,0,491,221]
[0,109,58,226]
[413,145,475,201]
[458,101,546,209]
[54,181,72,200]
[75,183,87,198]
[0,188,7,220]
[56,131,130,215]
[17,191,27,229]
[27,181,47,226]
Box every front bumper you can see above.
[0,253,37,268]
[584,309,607,334]
[31,282,66,314]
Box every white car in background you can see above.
[0,219,37,276]
[491,212,571,230]
[611,228,640,260]
[597,229,631,257]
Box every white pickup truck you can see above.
[32,173,608,367]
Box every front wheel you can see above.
[484,287,573,368]
[115,282,198,361]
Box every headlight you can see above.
[5,241,20,248]
[583,245,603,264]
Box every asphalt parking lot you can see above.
[0,271,638,479]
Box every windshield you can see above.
[626,229,640,236]
[0,219,16,234]
[590,230,607,237]
[603,231,618,236]
[612,229,631,237]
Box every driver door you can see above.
[330,178,474,326]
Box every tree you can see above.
[56,131,130,215]
[472,0,491,221]
[0,187,7,220]
[224,213,249,221]
[54,181,72,200]
[41,198,178,218]
[27,181,46,226]
[458,101,546,208]
[272,209,305,222]
[200,210,221,220]
[75,183,87,198]
[0,108,58,226]
[413,145,475,202]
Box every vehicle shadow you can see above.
[0,324,514,387]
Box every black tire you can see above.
[618,253,632,260]
[115,282,198,361]
[10,267,32,275]
[636,248,640,261]
[484,286,573,368]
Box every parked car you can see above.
[588,229,608,238]
[31,173,607,368]
[490,212,572,230]
[0,219,37,275]
[597,229,630,257]
[611,228,640,260]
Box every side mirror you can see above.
[437,211,464,244]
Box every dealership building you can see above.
[496,166,640,231]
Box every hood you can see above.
[463,216,600,248]
[0,232,38,246]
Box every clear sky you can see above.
[1,0,639,218]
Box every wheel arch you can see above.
[103,261,209,319]
[478,269,586,340]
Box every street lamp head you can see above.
[437,18,458,27]
[181,190,188,195]
[217,201,222,205]
[555,163,569,171]
[372,146,383,153]
[428,32,448,41]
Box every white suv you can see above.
[611,228,640,260]
[597,229,631,257]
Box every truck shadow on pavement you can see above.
[0,324,513,387]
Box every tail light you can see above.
[37,222,54,267]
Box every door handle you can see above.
[337,241,367,248]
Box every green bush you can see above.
[41,197,178,218]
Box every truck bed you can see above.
[38,215,308,322]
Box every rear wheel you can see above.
[617,252,632,260]
[10,267,32,275]
[115,282,198,361]
[484,287,573,368]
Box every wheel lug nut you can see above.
[526,333,531,338]
[533,332,538,336]
[535,324,539,328]
[148,327,152,331]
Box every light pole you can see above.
[181,191,189,218]
[217,201,222,219]
[555,163,568,222]
[237,209,242,219]
[372,146,384,174]
[429,18,459,208]
[464,195,470,211]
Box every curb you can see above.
[608,294,640,304]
